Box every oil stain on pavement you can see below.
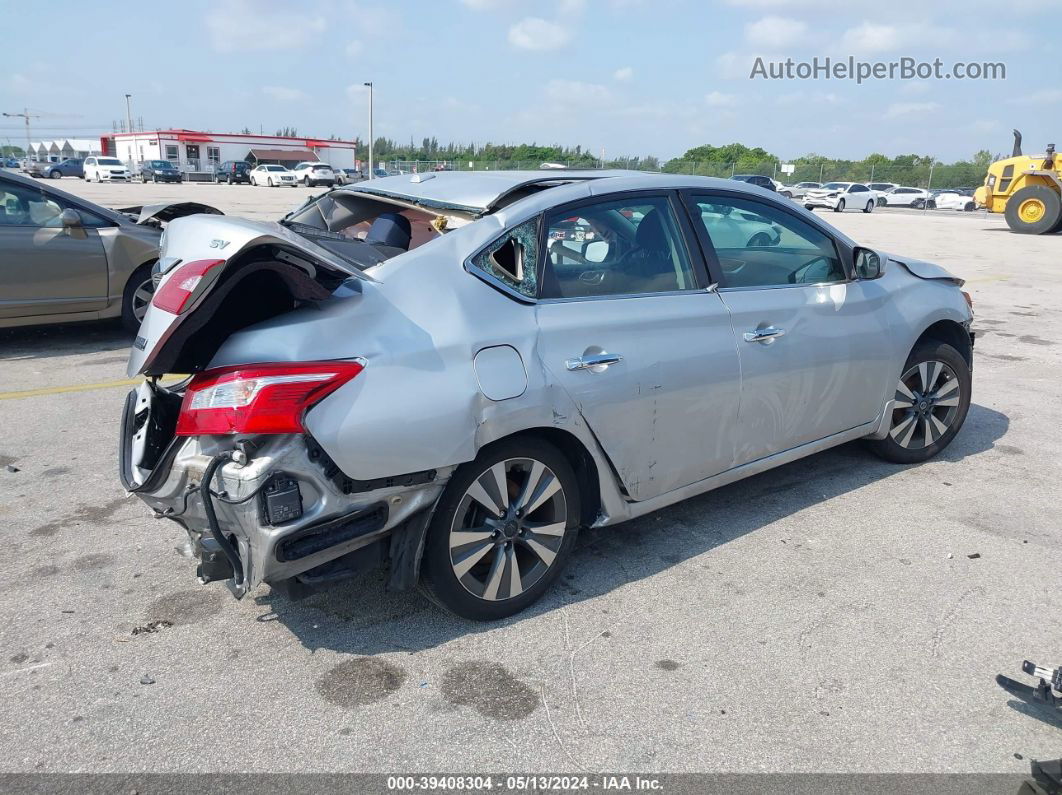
[317,658,407,707]
[30,496,128,538]
[440,661,539,720]
[145,589,224,626]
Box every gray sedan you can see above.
[120,171,974,620]
[0,170,219,331]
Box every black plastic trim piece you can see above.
[304,436,436,494]
[275,502,389,562]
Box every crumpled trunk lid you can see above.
[127,215,370,377]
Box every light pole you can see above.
[124,93,136,169]
[363,81,373,179]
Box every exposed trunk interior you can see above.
[144,258,343,376]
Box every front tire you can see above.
[420,437,581,621]
[863,201,874,213]
[834,199,845,212]
[49,170,62,179]
[867,342,971,464]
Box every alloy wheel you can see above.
[130,276,154,323]
[448,457,568,602]
[888,360,961,449]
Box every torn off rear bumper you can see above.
[120,387,448,597]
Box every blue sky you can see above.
[2,0,1060,161]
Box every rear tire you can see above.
[121,264,155,333]
[419,437,581,621]
[867,342,971,464]
[1004,185,1062,234]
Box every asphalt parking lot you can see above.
[1,178,1060,774]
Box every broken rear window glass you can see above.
[470,219,539,299]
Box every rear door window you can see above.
[540,195,698,299]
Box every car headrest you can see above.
[635,208,668,252]
[365,212,412,251]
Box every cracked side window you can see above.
[471,218,539,298]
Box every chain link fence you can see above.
[378,158,984,191]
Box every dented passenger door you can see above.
[534,192,741,502]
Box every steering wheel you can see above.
[549,238,591,265]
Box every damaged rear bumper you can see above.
[120,386,448,597]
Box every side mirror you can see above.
[583,240,610,263]
[60,208,82,228]
[854,248,885,279]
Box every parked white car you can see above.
[291,162,336,187]
[803,182,877,213]
[881,187,931,208]
[699,203,782,247]
[83,156,131,183]
[867,182,898,206]
[250,164,297,187]
[783,182,821,200]
[932,190,978,212]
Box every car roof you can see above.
[339,169,652,214]
[0,169,130,225]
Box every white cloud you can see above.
[262,85,307,102]
[885,101,939,117]
[839,21,959,53]
[508,17,571,50]
[839,22,901,53]
[745,16,808,48]
[207,0,325,52]
[345,40,363,57]
[545,79,612,106]
[716,50,783,79]
[461,0,506,7]
[559,0,587,13]
[1011,89,1062,104]
[613,66,634,81]
[899,80,931,95]
[704,91,737,107]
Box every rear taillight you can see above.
[151,258,226,314]
[175,361,364,436]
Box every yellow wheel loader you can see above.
[975,130,1062,234]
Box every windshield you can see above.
[150,160,173,169]
[99,158,122,165]
[265,165,285,171]
[821,182,848,190]
[312,164,331,170]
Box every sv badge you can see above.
[209,239,231,249]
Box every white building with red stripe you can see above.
[103,129,358,177]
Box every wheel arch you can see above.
[913,318,973,366]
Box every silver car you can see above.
[120,171,974,620]
[0,170,220,331]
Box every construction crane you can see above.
[1,108,40,159]
[1,108,84,160]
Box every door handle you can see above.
[566,353,623,372]
[743,326,786,344]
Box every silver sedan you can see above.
[120,171,974,620]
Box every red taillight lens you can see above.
[175,361,364,436]
[151,258,226,314]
